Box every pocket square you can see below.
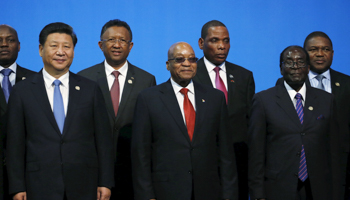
[317,115,325,120]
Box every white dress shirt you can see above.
[42,68,69,115]
[308,69,331,93]
[105,60,128,102]
[170,78,196,125]
[0,62,17,87]
[203,56,228,90]
[284,81,306,108]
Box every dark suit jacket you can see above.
[131,80,238,200]
[77,62,156,158]
[6,71,114,200]
[248,84,341,200]
[0,64,35,200]
[193,58,255,143]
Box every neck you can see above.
[0,61,15,68]
[108,60,127,71]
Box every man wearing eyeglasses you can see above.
[248,45,341,200]
[131,42,238,200]
[192,20,255,200]
[0,24,35,200]
[78,19,156,199]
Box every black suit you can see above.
[277,68,350,198]
[0,65,35,200]
[6,71,114,200]
[132,80,238,200]
[248,84,341,200]
[193,57,254,199]
[78,62,156,199]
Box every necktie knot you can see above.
[53,79,61,87]
[112,71,120,78]
[1,68,13,76]
[315,74,324,82]
[213,66,221,74]
[180,88,189,95]
[295,93,302,100]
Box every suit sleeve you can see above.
[131,92,155,199]
[219,93,239,200]
[247,93,267,199]
[93,84,115,188]
[6,86,26,194]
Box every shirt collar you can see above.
[104,60,128,77]
[203,56,226,73]
[308,69,330,81]
[0,61,17,73]
[42,67,69,89]
[170,78,195,95]
[284,81,306,101]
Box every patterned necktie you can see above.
[180,88,196,141]
[315,74,325,91]
[295,93,308,182]
[110,71,120,117]
[1,68,13,103]
[213,67,228,104]
[53,80,65,134]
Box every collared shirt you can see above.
[105,60,128,102]
[0,62,17,87]
[203,56,228,90]
[43,68,69,115]
[284,81,307,108]
[308,69,331,93]
[170,78,196,125]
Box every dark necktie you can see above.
[110,71,120,117]
[295,93,308,182]
[315,74,325,90]
[53,80,65,134]
[180,88,196,141]
[1,68,13,103]
[213,66,228,104]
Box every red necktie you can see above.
[213,66,228,104]
[180,88,196,141]
[110,71,120,117]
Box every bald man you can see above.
[131,42,238,200]
[0,25,35,200]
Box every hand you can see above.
[13,192,26,200]
[97,187,111,200]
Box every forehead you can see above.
[0,26,17,38]
[45,33,73,43]
[172,44,195,56]
[103,26,130,38]
[306,36,332,47]
[206,26,229,38]
[284,48,306,59]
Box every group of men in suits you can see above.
[1,18,350,200]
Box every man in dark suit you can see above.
[0,24,35,200]
[192,20,255,200]
[275,32,350,198]
[78,19,156,199]
[132,42,238,200]
[6,22,114,200]
[249,45,341,200]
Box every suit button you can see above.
[296,152,300,156]
[301,133,305,136]
[188,171,192,174]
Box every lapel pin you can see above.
[335,82,340,86]
[131,77,134,79]
[308,106,313,111]
[128,79,133,84]
[202,99,205,102]
[22,77,26,80]
[229,74,234,79]
[230,80,235,83]
[75,86,80,90]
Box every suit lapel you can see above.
[225,62,236,102]
[303,86,318,129]
[159,80,189,141]
[31,71,62,136]
[192,82,207,143]
[195,58,213,87]
[275,85,302,128]
[116,63,135,123]
[330,69,340,98]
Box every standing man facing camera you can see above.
[0,24,35,200]
[78,19,156,199]
[6,22,114,200]
[193,20,255,200]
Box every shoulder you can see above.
[77,62,104,76]
[17,65,36,75]
[128,63,155,79]
[225,61,253,75]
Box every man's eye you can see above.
[223,39,230,43]
[210,38,217,42]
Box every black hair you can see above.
[280,45,309,69]
[303,31,332,48]
[39,22,77,47]
[100,19,132,41]
[201,20,226,39]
